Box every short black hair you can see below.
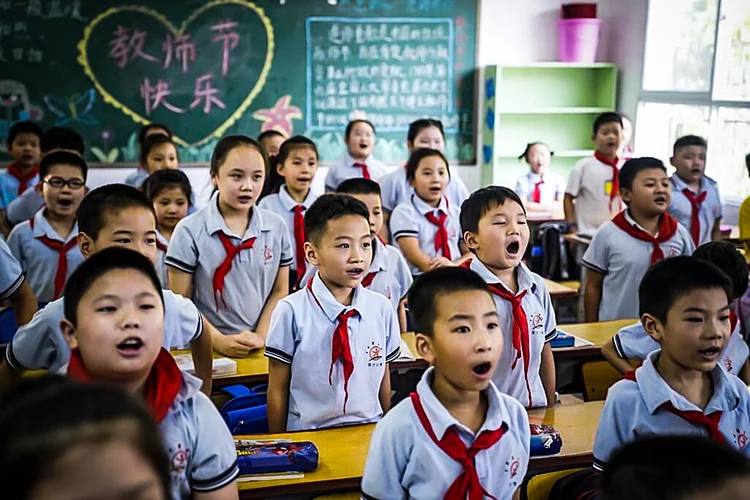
[460,186,526,235]
[336,178,381,197]
[0,376,170,500]
[518,142,553,161]
[7,120,43,148]
[693,241,749,300]
[39,151,88,182]
[618,157,667,192]
[257,130,285,143]
[139,134,178,166]
[345,119,375,139]
[304,193,370,245]
[639,256,733,322]
[407,119,445,144]
[405,148,450,182]
[141,168,192,205]
[673,135,707,155]
[41,127,85,155]
[599,436,750,500]
[138,123,172,147]
[63,247,163,326]
[77,184,156,241]
[408,267,493,337]
[593,112,623,135]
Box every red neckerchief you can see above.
[532,179,544,204]
[352,162,370,180]
[293,205,307,285]
[306,277,359,413]
[6,163,38,195]
[611,211,678,265]
[213,232,256,310]
[622,370,725,444]
[28,214,78,299]
[68,347,182,423]
[156,239,168,253]
[424,198,452,260]
[410,392,507,500]
[594,151,620,210]
[681,188,707,246]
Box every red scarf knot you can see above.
[594,151,620,211]
[352,162,370,180]
[682,188,707,246]
[611,211,678,265]
[35,234,78,300]
[6,163,38,195]
[425,208,452,260]
[212,232,256,310]
[532,180,544,204]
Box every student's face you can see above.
[593,122,624,158]
[9,132,41,167]
[417,290,502,392]
[62,269,164,384]
[349,192,384,237]
[346,122,375,159]
[153,187,189,233]
[410,156,450,205]
[671,146,707,185]
[39,163,86,219]
[145,143,178,173]
[79,207,158,264]
[645,288,731,373]
[621,168,671,216]
[260,135,285,158]
[526,144,551,175]
[278,146,318,196]
[29,434,166,500]
[465,200,529,270]
[409,126,445,153]
[212,146,265,212]
[306,215,373,289]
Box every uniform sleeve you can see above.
[0,237,24,301]
[6,190,44,226]
[361,409,411,500]
[565,162,584,197]
[555,172,567,200]
[393,251,413,300]
[581,228,610,274]
[379,172,399,212]
[324,166,339,191]
[676,224,696,255]
[263,300,297,364]
[7,306,66,372]
[384,301,401,363]
[538,281,558,343]
[452,176,470,207]
[613,322,658,360]
[278,222,294,268]
[6,224,26,271]
[189,392,239,492]
[165,219,199,274]
[713,182,724,220]
[389,205,419,241]
[592,381,637,471]
[164,292,204,348]
[515,176,529,200]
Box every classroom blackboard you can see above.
[0,0,477,164]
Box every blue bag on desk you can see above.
[530,423,563,456]
[220,384,268,434]
[236,440,319,475]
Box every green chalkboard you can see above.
[0,0,477,164]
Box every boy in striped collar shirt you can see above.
[362,267,530,500]
[0,121,42,211]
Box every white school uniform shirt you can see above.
[361,367,530,500]
[166,193,293,335]
[5,291,203,373]
[466,258,558,408]
[389,194,462,276]
[669,174,723,246]
[565,156,624,232]
[124,167,149,188]
[379,165,470,212]
[300,236,413,312]
[163,370,239,498]
[515,171,566,205]
[593,350,750,470]
[324,153,387,191]
[0,237,24,301]
[7,210,84,304]
[155,231,170,288]
[614,319,749,376]
[581,211,694,321]
[257,185,318,272]
[4,188,45,227]
[264,271,401,431]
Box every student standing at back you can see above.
[390,148,467,276]
[515,142,566,214]
[258,130,287,201]
[167,135,292,355]
[7,151,87,304]
[123,123,174,188]
[460,186,558,408]
[142,169,192,288]
[325,119,386,191]
[583,157,694,322]
[259,136,320,290]
[265,195,400,432]
[668,135,722,246]
[0,121,42,211]
[564,112,625,234]
[125,134,179,189]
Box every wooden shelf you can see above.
[499,107,611,115]
[496,149,594,159]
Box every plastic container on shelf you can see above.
[561,3,598,19]
[558,18,601,63]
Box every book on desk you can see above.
[174,354,238,376]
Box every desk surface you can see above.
[238,400,604,497]
[559,319,635,348]
[544,279,579,299]
[563,233,592,247]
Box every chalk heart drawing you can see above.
[77,1,274,146]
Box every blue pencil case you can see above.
[550,331,575,348]
[235,440,319,475]
[530,424,563,456]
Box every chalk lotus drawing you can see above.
[77,0,275,146]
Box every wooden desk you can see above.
[544,279,579,299]
[237,401,604,498]
[553,319,635,361]
[563,233,592,248]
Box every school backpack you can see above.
[220,384,268,435]
[538,222,578,281]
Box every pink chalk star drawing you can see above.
[252,95,302,136]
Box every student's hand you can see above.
[213,331,264,358]
[429,257,455,269]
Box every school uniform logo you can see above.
[734,429,748,448]
[169,442,190,476]
[264,246,273,261]
[505,455,521,487]
[531,313,544,331]
[384,285,392,301]
[725,357,734,373]
[668,247,680,257]
[367,341,383,367]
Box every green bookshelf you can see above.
[481,63,618,187]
